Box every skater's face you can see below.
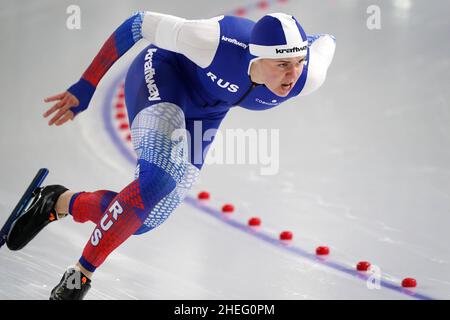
[251,56,306,97]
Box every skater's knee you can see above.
[133,162,200,235]
[138,162,177,209]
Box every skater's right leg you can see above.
[6,188,120,252]
[54,190,76,218]
[53,190,76,219]
[65,190,118,224]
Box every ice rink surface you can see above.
[0,0,449,299]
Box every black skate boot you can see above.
[50,267,91,300]
[5,185,68,251]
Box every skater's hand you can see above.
[43,92,79,126]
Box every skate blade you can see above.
[0,168,49,249]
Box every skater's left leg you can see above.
[75,103,189,277]
[77,170,176,278]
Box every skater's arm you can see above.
[60,11,219,121]
[44,11,219,126]
[43,91,79,126]
[299,34,336,96]
[64,12,146,117]
[140,11,221,68]
[44,12,146,125]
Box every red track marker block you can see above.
[402,278,417,288]
[356,261,371,271]
[279,231,293,241]
[248,217,261,227]
[316,246,330,255]
[222,204,235,213]
[197,191,210,200]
